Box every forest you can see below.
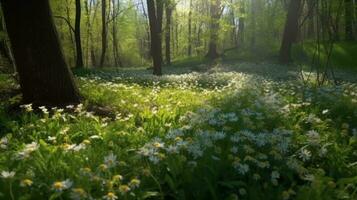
[0,0,356,199]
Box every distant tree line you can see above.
[0,0,356,106]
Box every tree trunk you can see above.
[229,0,236,46]
[165,1,173,65]
[1,0,80,106]
[147,0,163,76]
[250,0,257,49]
[65,0,76,66]
[99,0,107,67]
[0,14,14,69]
[345,0,354,40]
[75,0,84,68]
[205,0,221,59]
[188,0,193,57]
[112,0,123,67]
[175,12,179,57]
[197,22,203,55]
[238,1,245,48]
[279,0,302,64]
[89,0,99,67]
[307,0,315,39]
[84,0,95,67]
[355,0,357,39]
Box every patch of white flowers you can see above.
[17,142,40,160]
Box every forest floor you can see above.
[0,61,357,200]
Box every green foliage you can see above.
[293,42,357,71]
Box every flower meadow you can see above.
[0,64,357,200]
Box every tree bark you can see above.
[84,0,94,67]
[188,0,193,57]
[205,0,221,59]
[99,0,107,67]
[307,0,315,39]
[147,0,163,75]
[165,1,173,65]
[65,0,76,66]
[238,1,245,48]
[279,0,302,64]
[250,0,257,49]
[345,0,354,40]
[89,0,99,67]
[75,0,84,68]
[112,0,123,67]
[1,0,80,106]
[230,0,236,46]
[0,14,14,69]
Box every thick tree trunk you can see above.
[147,0,163,76]
[279,0,302,64]
[188,0,193,57]
[99,0,107,67]
[1,0,80,106]
[345,0,354,40]
[0,15,14,69]
[355,0,357,39]
[75,0,84,68]
[205,0,221,59]
[165,1,173,65]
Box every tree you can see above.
[306,0,316,39]
[99,0,107,67]
[75,0,84,68]
[0,13,14,70]
[279,0,302,64]
[206,0,222,59]
[111,0,123,67]
[165,0,175,65]
[1,0,81,106]
[237,0,245,47]
[250,0,257,49]
[344,0,354,40]
[188,0,193,57]
[147,0,164,75]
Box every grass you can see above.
[0,62,357,200]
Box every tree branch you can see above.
[106,3,140,25]
[54,15,75,33]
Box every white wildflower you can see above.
[0,171,15,179]
[306,130,320,144]
[17,142,40,159]
[52,179,73,192]
[0,137,8,149]
[299,148,312,162]
[104,153,118,168]
[230,146,238,154]
[322,109,329,115]
[103,192,118,200]
[235,163,250,175]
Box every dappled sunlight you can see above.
[1,63,357,199]
[1,0,357,199]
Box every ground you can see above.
[0,61,356,200]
